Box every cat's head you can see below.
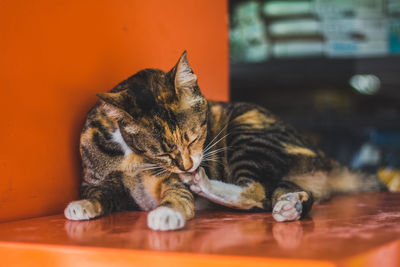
[97,51,207,174]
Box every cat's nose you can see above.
[179,157,193,172]
[180,162,193,172]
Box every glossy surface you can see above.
[1,192,400,266]
[0,0,229,222]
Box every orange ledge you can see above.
[1,192,400,267]
[0,242,334,267]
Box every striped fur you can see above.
[65,51,386,230]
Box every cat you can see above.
[64,51,386,231]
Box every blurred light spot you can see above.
[349,74,381,95]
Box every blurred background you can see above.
[229,0,400,189]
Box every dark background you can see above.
[229,0,400,169]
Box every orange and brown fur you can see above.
[65,51,386,230]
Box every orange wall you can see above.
[0,0,228,222]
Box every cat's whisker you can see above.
[202,154,223,162]
[202,157,221,162]
[202,142,229,163]
[137,163,157,166]
[203,146,230,158]
[201,158,225,168]
[154,169,169,177]
[141,166,164,171]
[202,123,229,152]
[201,146,232,168]
[140,165,159,169]
[202,154,222,163]
[136,163,170,177]
[204,146,228,155]
[135,163,160,170]
[203,133,227,154]
[203,132,230,155]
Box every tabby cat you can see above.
[65,51,386,230]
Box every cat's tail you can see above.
[287,165,388,202]
[326,167,387,198]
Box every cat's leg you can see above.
[182,168,315,220]
[183,169,313,221]
[147,174,194,231]
[271,181,313,222]
[65,171,134,220]
[180,168,269,210]
[64,196,102,220]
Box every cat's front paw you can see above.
[272,192,308,222]
[64,199,102,220]
[178,172,195,184]
[189,167,211,194]
[147,207,185,231]
[178,167,210,194]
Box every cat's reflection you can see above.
[64,211,313,252]
[64,212,195,251]
[64,194,400,259]
[272,219,315,250]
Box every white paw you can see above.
[178,172,195,184]
[272,192,304,222]
[189,168,211,194]
[147,207,185,231]
[64,199,101,220]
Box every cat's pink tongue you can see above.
[189,168,199,175]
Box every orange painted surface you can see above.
[0,243,334,267]
[0,193,400,266]
[0,0,229,222]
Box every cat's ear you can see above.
[170,51,198,90]
[97,92,124,107]
[96,90,134,119]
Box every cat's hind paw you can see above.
[64,199,102,220]
[272,192,307,222]
[147,207,185,231]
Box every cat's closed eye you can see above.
[188,137,199,146]
[158,145,176,157]
[157,153,171,158]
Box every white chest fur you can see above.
[112,128,133,155]
[112,129,160,211]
